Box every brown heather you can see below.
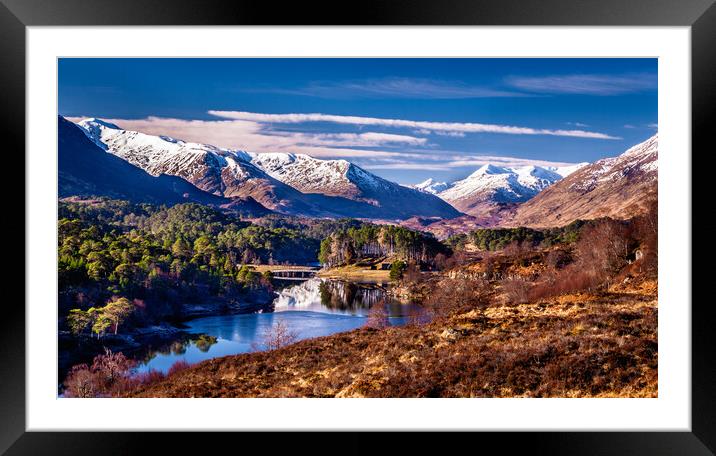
[128,279,657,398]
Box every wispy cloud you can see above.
[269,131,428,147]
[255,77,525,99]
[209,110,619,140]
[67,116,425,160]
[444,155,576,168]
[621,122,658,130]
[363,155,575,171]
[506,73,657,96]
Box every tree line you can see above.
[446,220,587,252]
[318,224,450,268]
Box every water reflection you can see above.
[136,278,419,374]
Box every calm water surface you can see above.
[136,278,419,373]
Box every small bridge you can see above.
[270,269,319,280]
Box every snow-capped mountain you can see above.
[411,161,589,218]
[509,134,658,227]
[249,152,460,217]
[74,118,460,220]
[58,117,231,206]
[409,164,561,218]
[439,164,563,204]
[411,178,451,195]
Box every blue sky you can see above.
[59,58,657,184]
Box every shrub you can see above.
[501,277,532,305]
[63,364,100,398]
[133,369,166,386]
[365,298,390,329]
[389,260,407,280]
[402,261,423,284]
[545,249,572,270]
[424,277,489,318]
[63,349,136,397]
[167,359,192,377]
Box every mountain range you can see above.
[403,134,658,237]
[74,118,460,220]
[59,116,657,230]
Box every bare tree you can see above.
[365,298,390,329]
[260,320,299,351]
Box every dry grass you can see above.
[129,279,657,398]
[317,265,391,283]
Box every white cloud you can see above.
[271,131,428,147]
[209,110,619,140]
[266,77,526,99]
[362,155,576,171]
[444,155,576,169]
[506,73,657,96]
[363,163,456,171]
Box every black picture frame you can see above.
[3,0,713,454]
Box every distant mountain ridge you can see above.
[75,118,460,220]
[411,163,587,218]
[412,178,451,195]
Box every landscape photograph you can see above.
[57,58,658,398]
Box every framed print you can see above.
[4,0,714,453]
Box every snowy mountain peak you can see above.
[412,178,451,195]
[513,165,563,183]
[468,164,511,178]
[621,134,658,158]
[418,162,579,216]
[79,118,121,130]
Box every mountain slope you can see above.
[76,119,460,220]
[58,116,231,206]
[509,135,658,227]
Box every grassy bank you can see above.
[316,264,391,283]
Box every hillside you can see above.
[509,135,658,227]
[130,280,657,398]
